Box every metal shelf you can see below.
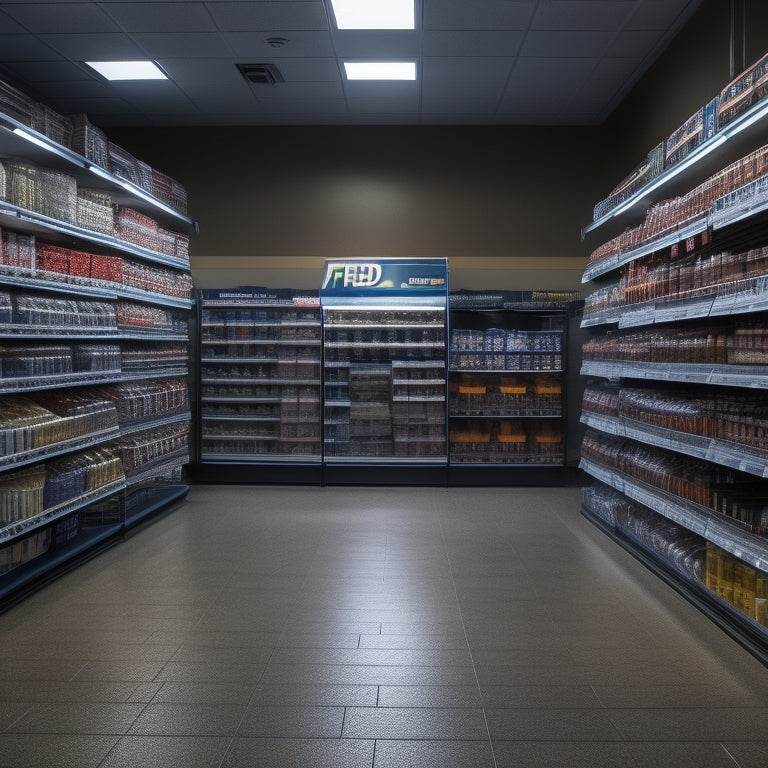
[0,113,196,234]
[0,478,126,544]
[0,426,121,473]
[581,359,768,389]
[580,458,768,572]
[0,201,190,272]
[582,97,768,239]
[581,411,768,478]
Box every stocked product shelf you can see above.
[0,478,126,544]
[0,426,120,472]
[0,202,190,272]
[581,411,768,478]
[580,458,768,572]
[0,111,196,234]
[583,95,768,238]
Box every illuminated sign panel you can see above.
[321,259,448,296]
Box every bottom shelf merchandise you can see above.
[449,419,564,464]
[583,483,768,631]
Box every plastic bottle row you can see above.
[0,229,193,299]
[584,245,768,317]
[581,429,768,537]
[582,320,768,366]
[0,380,189,458]
[0,292,187,334]
[588,142,768,269]
[582,383,768,451]
[0,447,124,525]
[0,159,190,255]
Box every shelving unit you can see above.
[194,287,322,484]
[0,91,195,606]
[320,258,448,485]
[447,302,568,484]
[579,77,768,662]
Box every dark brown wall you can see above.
[110,125,608,262]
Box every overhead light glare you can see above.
[344,62,416,81]
[330,0,414,29]
[85,61,167,81]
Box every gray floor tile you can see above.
[721,742,768,768]
[222,737,375,768]
[608,707,768,742]
[342,706,487,740]
[7,702,144,735]
[373,739,495,767]
[99,736,231,768]
[486,708,624,741]
[359,633,468,650]
[480,684,603,709]
[249,682,378,707]
[150,681,256,705]
[377,684,484,708]
[154,660,268,683]
[127,702,247,736]
[0,733,119,767]
[236,704,345,738]
[492,741,641,768]
[0,681,145,704]
[622,742,747,768]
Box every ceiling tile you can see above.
[270,58,340,82]
[1,2,120,34]
[206,1,328,32]
[0,33,62,61]
[520,30,615,57]
[0,8,28,34]
[421,57,514,85]
[131,32,232,58]
[424,31,524,57]
[605,29,669,59]
[626,0,695,30]
[531,1,635,31]
[105,2,217,33]
[38,33,146,61]
[423,0,535,31]
[421,85,503,112]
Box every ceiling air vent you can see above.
[237,63,284,86]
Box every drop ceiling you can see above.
[0,0,704,128]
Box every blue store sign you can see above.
[321,258,448,296]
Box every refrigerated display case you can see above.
[194,287,322,484]
[320,258,448,484]
[447,291,576,484]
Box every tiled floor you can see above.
[1,485,767,767]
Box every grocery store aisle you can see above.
[0,485,767,768]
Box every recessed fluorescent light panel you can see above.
[85,61,167,81]
[330,0,414,29]
[344,62,416,80]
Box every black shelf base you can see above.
[192,461,323,485]
[581,503,768,669]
